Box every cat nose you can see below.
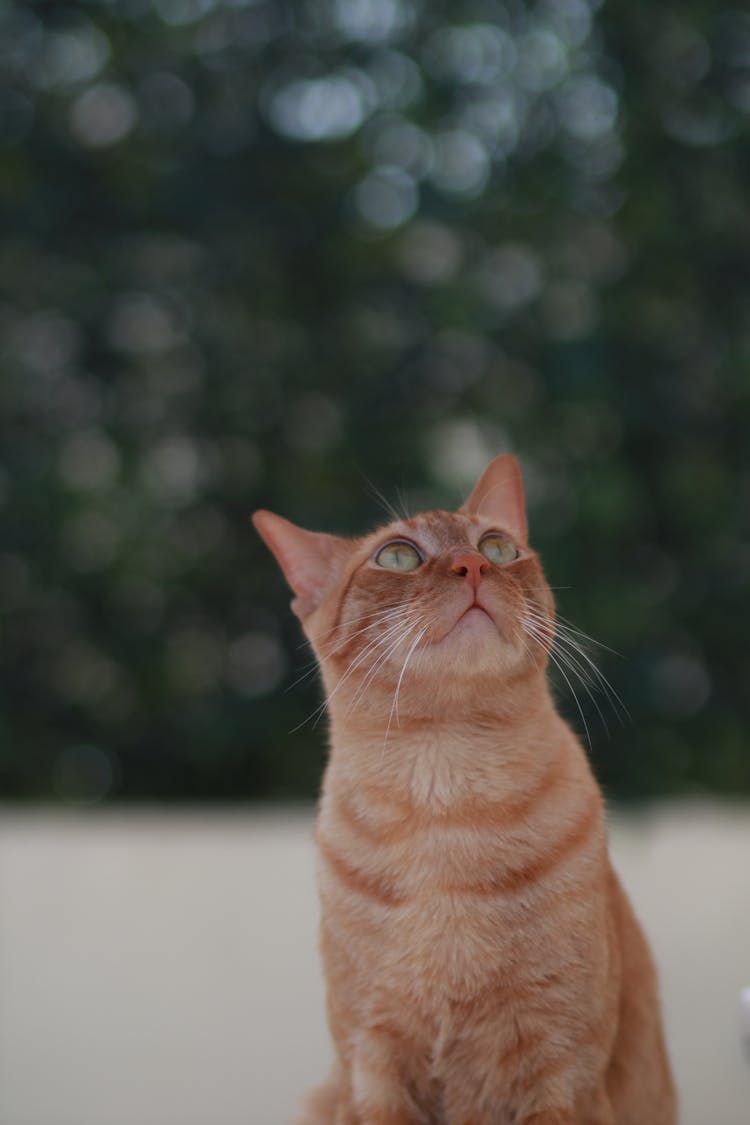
[449,551,489,590]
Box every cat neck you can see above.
[326,663,556,737]
[324,674,582,808]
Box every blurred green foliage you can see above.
[1,0,749,804]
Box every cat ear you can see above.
[460,454,528,545]
[252,510,350,620]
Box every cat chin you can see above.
[432,604,503,649]
[424,614,519,675]
[422,609,535,682]
[453,605,497,632]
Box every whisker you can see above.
[356,467,402,523]
[383,619,432,751]
[554,618,623,660]
[286,606,413,693]
[285,659,324,693]
[524,604,621,681]
[532,612,629,661]
[325,617,418,719]
[522,617,592,751]
[395,486,411,521]
[348,616,423,714]
[526,618,611,736]
[322,607,413,659]
[525,600,623,658]
[290,615,417,732]
[315,603,410,644]
[551,632,629,724]
[523,606,629,723]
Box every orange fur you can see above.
[253,455,676,1125]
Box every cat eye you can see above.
[375,540,423,572]
[478,533,519,565]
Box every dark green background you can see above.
[1,0,749,804]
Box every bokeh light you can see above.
[0,0,749,804]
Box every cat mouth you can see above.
[460,605,493,622]
[427,594,500,647]
[444,597,499,639]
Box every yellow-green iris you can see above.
[478,534,518,565]
[375,541,422,571]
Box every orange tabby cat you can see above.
[253,455,676,1125]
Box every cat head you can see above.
[253,455,554,720]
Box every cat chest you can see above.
[317,764,601,905]
[316,796,599,914]
[316,794,604,1007]
[318,839,599,1004]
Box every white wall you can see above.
[0,804,747,1125]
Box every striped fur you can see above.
[253,455,676,1125]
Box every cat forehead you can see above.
[365,510,495,553]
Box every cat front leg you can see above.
[294,1063,345,1125]
[347,1027,423,1125]
[520,1111,577,1124]
[521,1092,615,1125]
[583,1087,616,1125]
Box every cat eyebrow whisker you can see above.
[395,486,411,521]
[356,468,403,523]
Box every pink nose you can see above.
[449,551,489,590]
